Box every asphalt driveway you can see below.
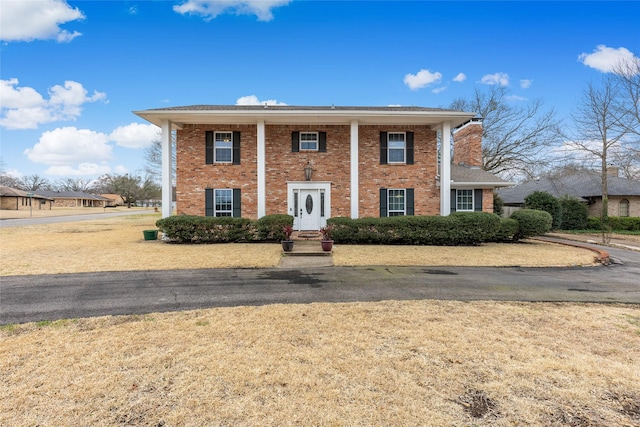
[1,242,639,325]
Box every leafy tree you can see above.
[92,174,152,208]
[449,86,563,180]
[493,193,504,216]
[558,196,588,230]
[524,191,562,229]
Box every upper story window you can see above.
[388,189,406,216]
[300,132,319,151]
[388,132,406,163]
[215,131,233,163]
[456,189,474,212]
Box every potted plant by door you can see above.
[281,225,294,252]
[320,225,334,252]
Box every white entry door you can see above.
[298,189,321,231]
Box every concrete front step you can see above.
[282,240,332,256]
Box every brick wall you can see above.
[589,196,640,217]
[453,121,483,167]
[175,123,441,218]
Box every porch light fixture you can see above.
[304,161,313,181]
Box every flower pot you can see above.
[143,230,158,240]
[321,240,334,252]
[281,240,294,252]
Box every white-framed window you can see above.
[388,189,406,216]
[619,199,630,217]
[215,189,233,216]
[300,132,319,151]
[388,132,406,163]
[215,131,233,163]
[456,189,474,211]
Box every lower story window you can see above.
[456,189,473,212]
[215,189,233,216]
[619,199,629,217]
[388,189,406,216]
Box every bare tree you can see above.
[92,173,159,208]
[569,75,631,242]
[614,55,640,138]
[144,131,176,184]
[55,177,93,192]
[16,174,52,191]
[449,86,563,181]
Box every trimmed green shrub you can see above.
[524,191,562,229]
[587,216,640,232]
[156,215,254,243]
[255,214,294,241]
[510,209,552,240]
[495,218,519,242]
[559,196,588,230]
[493,193,504,217]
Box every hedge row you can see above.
[156,214,293,243]
[156,210,553,245]
[587,216,640,232]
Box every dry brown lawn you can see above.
[2,212,637,426]
[0,212,598,276]
[1,301,639,426]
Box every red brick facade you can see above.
[453,121,483,167]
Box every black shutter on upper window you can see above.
[380,132,388,164]
[232,188,241,218]
[406,132,414,165]
[406,188,414,215]
[474,189,483,212]
[205,131,214,164]
[450,189,457,212]
[232,131,241,165]
[380,188,388,217]
[319,132,327,152]
[205,188,214,216]
[292,132,300,152]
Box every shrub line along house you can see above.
[134,105,512,229]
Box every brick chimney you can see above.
[453,118,483,167]
[607,165,619,177]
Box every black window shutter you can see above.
[205,188,214,216]
[380,132,388,164]
[205,131,214,164]
[319,132,327,152]
[232,131,241,165]
[406,132,414,165]
[292,131,300,152]
[474,189,483,212]
[380,188,388,217]
[406,188,414,215]
[450,189,457,212]
[232,188,241,218]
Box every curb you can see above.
[533,237,611,265]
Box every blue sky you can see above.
[1,0,638,182]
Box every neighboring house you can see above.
[101,193,124,207]
[37,191,112,208]
[496,171,640,217]
[0,186,54,210]
[134,105,512,229]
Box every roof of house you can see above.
[134,104,476,129]
[496,172,640,204]
[0,186,54,200]
[37,190,111,201]
[450,164,514,188]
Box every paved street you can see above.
[1,242,639,325]
[0,209,155,228]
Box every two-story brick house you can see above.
[134,105,511,230]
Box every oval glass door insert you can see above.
[305,194,313,214]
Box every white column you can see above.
[350,120,359,218]
[161,119,172,218]
[440,121,451,216]
[257,120,266,218]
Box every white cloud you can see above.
[174,0,292,21]
[24,127,112,166]
[403,69,442,90]
[0,0,84,42]
[110,123,159,149]
[432,86,447,94]
[506,95,528,102]
[236,95,287,105]
[113,165,129,174]
[578,45,638,73]
[520,79,533,89]
[480,72,510,86]
[44,163,111,177]
[453,73,467,83]
[3,168,23,179]
[0,79,107,129]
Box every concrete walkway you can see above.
[278,240,334,268]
